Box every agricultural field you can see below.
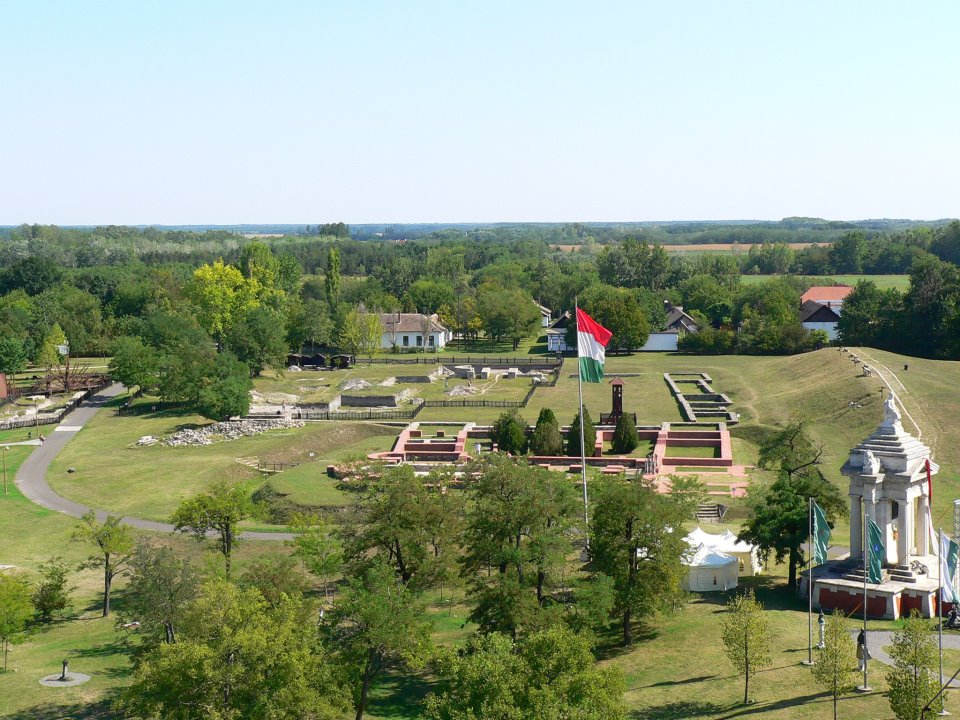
[3,346,959,719]
[741,273,911,290]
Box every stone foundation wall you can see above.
[340,394,398,408]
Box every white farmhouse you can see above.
[379,313,453,351]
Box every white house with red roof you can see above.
[799,284,853,310]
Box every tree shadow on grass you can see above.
[594,620,660,660]
[631,700,727,719]
[713,690,833,719]
[366,669,433,718]
[3,699,118,720]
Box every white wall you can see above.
[802,321,839,341]
[381,331,449,350]
[637,332,679,352]
[547,334,569,352]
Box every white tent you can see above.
[683,527,763,576]
[683,544,738,592]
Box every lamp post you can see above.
[1,446,9,495]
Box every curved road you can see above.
[15,383,291,541]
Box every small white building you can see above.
[536,302,552,328]
[800,300,842,341]
[683,544,739,592]
[546,312,571,353]
[379,313,453,351]
[638,303,699,352]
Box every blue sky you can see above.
[1,1,958,224]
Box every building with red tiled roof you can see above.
[799,284,853,310]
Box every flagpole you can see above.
[858,512,871,692]
[939,528,949,717]
[803,496,814,666]
[576,298,589,551]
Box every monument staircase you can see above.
[839,563,925,585]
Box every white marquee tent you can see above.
[683,544,739,592]
[684,527,763,575]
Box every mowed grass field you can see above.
[4,346,959,718]
[741,273,911,290]
[48,400,398,522]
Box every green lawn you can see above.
[665,445,720,458]
[740,274,910,290]
[254,363,542,406]
[6,346,960,718]
[48,404,399,523]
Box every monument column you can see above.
[850,495,863,557]
[919,495,932,556]
[900,494,913,562]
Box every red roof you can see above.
[800,285,853,305]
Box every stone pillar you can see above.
[919,496,931,556]
[900,497,913,562]
[850,495,863,558]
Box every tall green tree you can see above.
[225,306,288,376]
[811,613,858,720]
[590,477,692,645]
[186,259,260,342]
[120,581,348,720]
[460,455,580,638]
[721,589,771,706]
[738,420,847,588]
[0,572,32,672]
[566,409,596,458]
[574,284,650,353]
[490,411,528,455]
[339,465,461,593]
[338,306,384,356]
[0,336,28,386]
[325,247,342,310]
[611,413,639,454]
[109,335,161,391]
[171,482,254,578]
[424,626,626,720]
[529,407,563,456]
[326,560,431,720]
[196,351,253,421]
[123,541,201,646]
[72,512,135,617]
[887,611,944,719]
[31,558,71,623]
[288,514,343,603]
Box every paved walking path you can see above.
[15,383,291,541]
[856,629,960,687]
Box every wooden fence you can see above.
[0,379,112,432]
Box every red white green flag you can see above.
[576,307,612,383]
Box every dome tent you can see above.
[683,527,763,576]
[683,544,738,592]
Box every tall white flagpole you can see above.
[857,513,871,692]
[803,497,814,666]
[576,298,589,551]
[939,528,949,716]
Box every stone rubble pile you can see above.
[163,418,305,447]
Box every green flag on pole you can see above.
[941,531,960,605]
[812,501,830,565]
[866,516,883,584]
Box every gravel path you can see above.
[15,383,292,541]
[855,629,960,687]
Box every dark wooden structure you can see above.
[600,377,636,425]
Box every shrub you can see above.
[611,413,639,454]
[491,411,527,455]
[566,409,596,458]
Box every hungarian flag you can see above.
[576,308,612,383]
[812,500,830,566]
[867,516,884,584]
[941,531,960,605]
